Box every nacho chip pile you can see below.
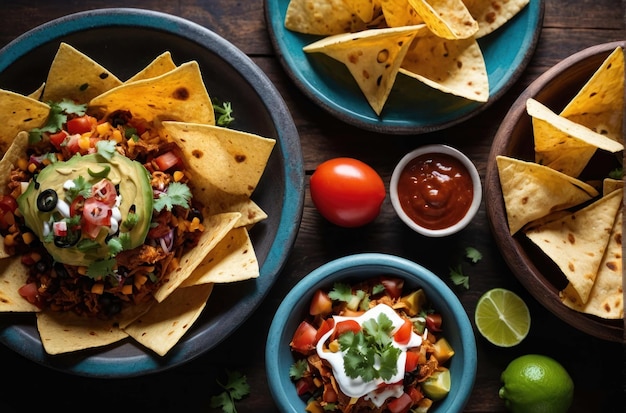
[0,43,276,356]
[284,0,530,115]
[496,46,625,320]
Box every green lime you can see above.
[475,288,530,347]
[422,367,451,401]
[499,354,574,413]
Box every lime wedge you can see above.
[422,367,451,401]
[475,288,530,347]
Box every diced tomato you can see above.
[407,386,424,403]
[70,195,85,216]
[294,378,313,396]
[18,282,39,305]
[153,151,182,171]
[66,115,96,135]
[426,313,443,332]
[0,195,17,213]
[309,289,333,316]
[83,198,111,226]
[405,350,420,373]
[323,384,338,403]
[290,320,318,354]
[394,319,413,345]
[64,134,82,155]
[331,319,361,341]
[315,318,335,342]
[380,276,404,299]
[52,221,68,237]
[48,130,69,149]
[91,179,117,206]
[387,392,413,413]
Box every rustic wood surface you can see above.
[0,1,624,412]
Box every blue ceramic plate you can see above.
[266,253,477,412]
[265,0,544,134]
[0,8,304,377]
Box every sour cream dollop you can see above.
[316,303,423,407]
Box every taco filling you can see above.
[3,102,204,318]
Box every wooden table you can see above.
[0,1,624,412]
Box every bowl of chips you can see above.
[0,8,304,376]
[485,41,625,343]
[265,0,544,134]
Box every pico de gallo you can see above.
[289,276,455,413]
[0,99,204,318]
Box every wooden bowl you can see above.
[485,41,625,343]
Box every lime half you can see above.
[475,288,530,347]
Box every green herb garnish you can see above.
[153,181,192,212]
[339,312,400,381]
[29,100,87,144]
[210,369,250,413]
[213,100,235,127]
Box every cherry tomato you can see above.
[48,130,69,149]
[330,319,361,341]
[426,313,443,332]
[394,318,413,345]
[290,320,318,354]
[154,151,182,171]
[309,289,332,316]
[66,115,96,135]
[405,350,420,373]
[315,318,335,342]
[0,195,18,213]
[91,179,117,206]
[310,158,385,228]
[18,282,39,305]
[380,276,404,299]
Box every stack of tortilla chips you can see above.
[0,43,276,356]
[496,46,625,320]
[284,0,530,114]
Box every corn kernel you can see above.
[134,273,148,289]
[91,283,105,295]
[77,266,88,275]
[112,129,123,143]
[78,135,91,150]
[3,233,15,246]
[329,339,341,353]
[22,232,36,245]
[121,284,133,295]
[96,122,110,135]
[17,157,28,171]
[173,170,185,182]
[27,163,37,173]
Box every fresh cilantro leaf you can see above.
[339,312,400,382]
[213,100,235,127]
[465,247,482,263]
[118,232,132,250]
[609,167,623,179]
[323,403,337,411]
[328,283,353,302]
[86,258,116,280]
[65,175,92,202]
[107,237,123,256]
[449,264,470,289]
[289,359,308,380]
[153,182,192,212]
[123,212,138,229]
[371,283,385,296]
[210,369,250,413]
[96,140,117,160]
[28,100,87,144]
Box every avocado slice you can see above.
[18,152,153,266]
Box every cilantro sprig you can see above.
[213,99,235,127]
[210,370,250,413]
[449,247,482,289]
[328,283,369,311]
[29,99,87,144]
[153,181,192,212]
[339,312,400,382]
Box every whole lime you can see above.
[499,354,574,413]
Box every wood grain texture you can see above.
[0,1,624,412]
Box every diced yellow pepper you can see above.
[305,401,324,413]
[432,337,455,364]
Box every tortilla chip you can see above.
[41,43,122,104]
[123,283,214,356]
[285,0,367,35]
[36,311,128,355]
[0,91,49,156]
[496,155,599,235]
[303,25,423,115]
[527,98,624,177]
[161,121,276,197]
[27,83,45,101]
[560,202,623,319]
[407,0,478,40]
[464,0,530,38]
[201,194,267,228]
[345,0,379,22]
[152,212,241,302]
[126,51,178,83]
[0,257,40,312]
[525,188,623,305]
[181,227,259,287]
[603,178,624,195]
[559,46,625,142]
[0,131,28,197]
[381,0,424,27]
[89,61,215,125]
[400,33,489,102]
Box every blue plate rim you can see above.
[0,7,305,377]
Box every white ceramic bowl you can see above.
[390,144,482,237]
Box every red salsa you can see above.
[396,153,474,230]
